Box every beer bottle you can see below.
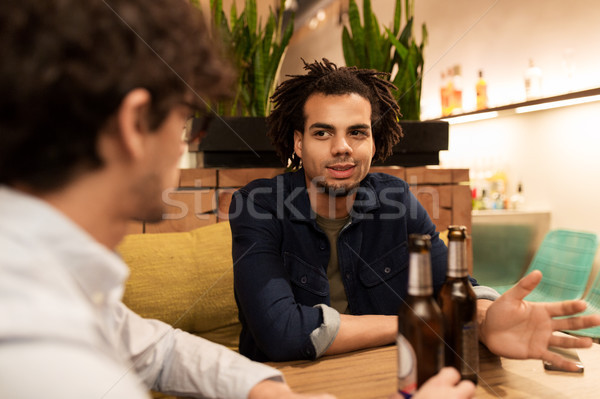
[397,234,444,397]
[438,225,479,384]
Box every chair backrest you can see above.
[524,229,598,302]
[582,269,600,312]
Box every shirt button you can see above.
[300,276,308,284]
[384,267,391,274]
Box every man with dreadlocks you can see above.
[229,59,600,376]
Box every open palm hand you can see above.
[480,270,600,371]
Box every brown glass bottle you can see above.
[438,226,479,384]
[397,234,444,396]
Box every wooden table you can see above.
[269,342,600,398]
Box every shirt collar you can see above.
[0,186,129,302]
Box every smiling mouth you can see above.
[326,164,356,178]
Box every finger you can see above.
[503,270,542,301]
[454,380,476,397]
[542,350,583,372]
[432,367,462,385]
[549,334,593,349]
[552,313,600,332]
[545,300,588,317]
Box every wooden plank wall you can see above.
[127,166,473,271]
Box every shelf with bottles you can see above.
[432,86,600,125]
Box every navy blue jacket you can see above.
[229,169,476,362]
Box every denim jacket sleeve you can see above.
[229,188,325,361]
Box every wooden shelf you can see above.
[431,87,600,121]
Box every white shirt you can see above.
[0,187,283,399]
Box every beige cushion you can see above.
[118,222,240,351]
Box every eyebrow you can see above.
[308,123,371,130]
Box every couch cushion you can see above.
[117,222,240,351]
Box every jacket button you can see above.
[300,276,307,284]
[384,267,391,274]
[319,242,326,250]
[345,273,351,280]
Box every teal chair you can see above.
[491,229,598,301]
[563,270,600,339]
[472,224,535,289]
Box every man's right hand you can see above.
[248,379,336,399]
[390,368,475,399]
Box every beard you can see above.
[314,157,362,197]
[316,179,360,197]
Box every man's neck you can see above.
[307,186,356,219]
[18,174,131,250]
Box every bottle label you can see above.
[397,334,417,397]
[460,321,479,375]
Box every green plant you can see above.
[342,0,427,120]
[192,0,294,117]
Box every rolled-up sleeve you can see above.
[230,189,326,361]
[309,304,341,357]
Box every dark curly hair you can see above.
[267,58,403,169]
[0,0,233,191]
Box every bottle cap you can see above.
[447,225,467,241]
[409,234,431,252]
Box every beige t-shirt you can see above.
[316,214,351,314]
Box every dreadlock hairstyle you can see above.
[267,58,403,169]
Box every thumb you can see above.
[503,270,542,301]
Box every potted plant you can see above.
[190,0,294,167]
[342,0,448,166]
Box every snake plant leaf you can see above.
[393,0,401,36]
[347,0,366,66]
[384,26,408,62]
[399,17,413,47]
[366,1,384,71]
[263,12,275,59]
[230,1,237,24]
[245,0,257,36]
[253,44,266,116]
[342,26,358,68]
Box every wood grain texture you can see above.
[270,341,600,399]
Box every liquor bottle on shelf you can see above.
[510,183,526,210]
[525,59,542,100]
[446,67,455,115]
[397,234,444,396]
[441,71,450,117]
[451,64,463,114]
[438,226,479,384]
[476,70,488,110]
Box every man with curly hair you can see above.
[0,1,337,398]
[229,59,600,372]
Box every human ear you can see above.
[293,130,303,159]
[115,88,152,160]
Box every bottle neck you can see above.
[408,252,433,296]
[447,240,468,278]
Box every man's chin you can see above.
[317,181,359,197]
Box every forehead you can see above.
[303,93,372,128]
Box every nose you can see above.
[331,134,352,156]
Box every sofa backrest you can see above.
[117,221,240,351]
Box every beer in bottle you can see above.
[438,225,479,384]
[397,234,444,396]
